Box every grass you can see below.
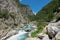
[31,25,45,37]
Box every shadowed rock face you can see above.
[56,17,60,22]
[53,9,60,14]
[0,0,34,39]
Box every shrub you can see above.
[0,8,9,19]
[31,25,45,37]
[9,12,16,19]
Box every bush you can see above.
[31,25,45,37]
[9,12,16,19]
[0,8,9,19]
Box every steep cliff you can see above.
[0,0,34,38]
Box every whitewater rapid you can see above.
[7,30,28,40]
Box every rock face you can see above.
[1,30,18,40]
[46,21,60,39]
[38,21,60,40]
[46,26,59,39]
[0,0,34,39]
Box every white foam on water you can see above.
[7,30,27,40]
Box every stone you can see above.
[46,22,60,39]
[46,26,58,39]
[38,33,50,40]
[52,38,55,40]
[55,32,60,40]
[38,33,46,39]
[42,35,50,40]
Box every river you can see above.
[6,25,36,40]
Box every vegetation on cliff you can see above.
[31,0,60,37]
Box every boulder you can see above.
[46,22,60,39]
[55,32,60,40]
[46,26,59,39]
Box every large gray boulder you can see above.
[45,21,60,39]
[38,21,60,40]
[46,26,59,39]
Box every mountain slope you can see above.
[36,0,60,22]
[0,0,34,38]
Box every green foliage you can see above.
[0,8,16,19]
[45,31,48,34]
[31,25,45,37]
[9,12,16,19]
[54,13,60,19]
[28,15,36,21]
[0,8,9,19]
[36,12,54,22]
[36,0,60,22]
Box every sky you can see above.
[19,0,52,14]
